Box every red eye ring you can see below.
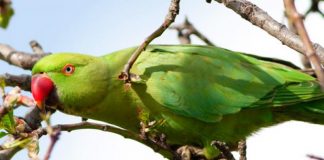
[62,64,75,75]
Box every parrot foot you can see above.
[211,141,235,160]
[176,145,204,160]
[140,121,169,149]
[140,121,156,140]
[140,120,166,139]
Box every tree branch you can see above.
[44,129,60,160]
[284,0,324,90]
[170,17,216,46]
[285,8,312,69]
[0,41,46,159]
[307,154,324,160]
[0,73,31,91]
[34,121,174,158]
[0,44,48,70]
[214,0,324,64]
[29,40,44,55]
[119,0,180,83]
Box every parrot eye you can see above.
[62,64,75,75]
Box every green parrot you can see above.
[31,45,324,159]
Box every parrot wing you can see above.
[132,45,324,123]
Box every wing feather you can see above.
[132,45,324,122]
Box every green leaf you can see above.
[0,131,8,139]
[0,77,5,88]
[0,77,5,98]
[2,137,32,149]
[0,109,16,134]
[0,5,14,29]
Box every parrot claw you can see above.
[139,120,157,137]
[176,145,204,160]
[211,140,235,160]
[148,120,156,127]
[139,121,169,150]
[140,122,148,140]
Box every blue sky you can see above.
[1,0,324,160]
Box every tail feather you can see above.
[273,100,324,125]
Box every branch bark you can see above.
[44,129,61,160]
[0,120,175,160]
[214,0,324,64]
[170,17,216,46]
[0,44,48,70]
[307,154,324,160]
[29,40,44,55]
[0,73,31,91]
[36,121,174,157]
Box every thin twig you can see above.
[51,122,147,145]
[214,0,324,64]
[170,20,191,44]
[285,9,312,69]
[304,0,324,18]
[44,129,61,160]
[0,43,48,70]
[284,0,324,90]
[34,121,173,156]
[300,54,312,69]
[307,154,324,160]
[211,140,235,160]
[170,17,216,46]
[118,0,180,83]
[29,40,44,54]
[0,73,31,91]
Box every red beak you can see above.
[31,74,54,111]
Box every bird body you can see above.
[31,45,324,159]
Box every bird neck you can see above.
[90,48,143,132]
[94,79,142,133]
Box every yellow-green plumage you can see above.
[32,45,324,159]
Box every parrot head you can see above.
[31,53,110,113]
